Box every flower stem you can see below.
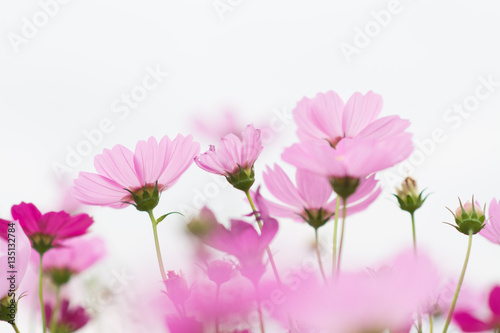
[49,285,61,333]
[39,254,46,333]
[410,212,417,255]
[336,198,347,275]
[245,191,282,285]
[429,314,434,333]
[442,230,474,333]
[10,323,20,333]
[314,228,327,284]
[253,282,265,333]
[215,284,221,333]
[147,210,167,281]
[332,198,340,276]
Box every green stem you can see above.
[429,314,434,333]
[410,212,417,255]
[147,210,167,281]
[39,254,46,333]
[245,191,282,285]
[314,228,327,284]
[442,230,474,333]
[49,285,61,333]
[332,198,340,276]
[336,198,347,275]
[10,323,20,333]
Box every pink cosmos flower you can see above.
[282,136,413,180]
[40,236,105,278]
[454,285,500,332]
[193,206,278,283]
[0,203,93,253]
[278,250,440,332]
[294,90,410,147]
[73,134,200,209]
[45,299,91,332]
[480,198,500,244]
[0,220,31,299]
[194,124,263,192]
[262,164,381,226]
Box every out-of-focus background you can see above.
[1,0,500,332]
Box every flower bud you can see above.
[225,165,255,192]
[394,177,428,214]
[164,271,190,306]
[187,207,218,238]
[123,181,160,212]
[0,294,17,324]
[206,260,234,286]
[446,197,486,235]
[299,207,334,230]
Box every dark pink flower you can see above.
[454,285,500,332]
[73,134,200,209]
[262,164,380,227]
[282,136,413,180]
[480,198,500,244]
[0,220,31,299]
[294,90,410,147]
[45,299,91,332]
[0,203,93,254]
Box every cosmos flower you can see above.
[480,198,500,244]
[453,285,500,332]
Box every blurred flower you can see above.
[446,198,486,235]
[206,260,234,286]
[164,271,191,309]
[192,109,242,140]
[480,198,500,244]
[166,316,204,333]
[262,164,380,229]
[195,124,263,192]
[394,177,428,214]
[45,299,91,333]
[73,134,200,210]
[282,137,412,199]
[294,91,410,147]
[0,203,93,254]
[454,285,500,332]
[39,237,106,286]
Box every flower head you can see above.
[164,271,191,307]
[1,203,93,254]
[294,91,410,147]
[480,198,500,244]
[453,285,500,332]
[73,134,200,210]
[45,300,91,333]
[206,260,234,286]
[446,198,486,235]
[195,124,263,192]
[40,237,106,286]
[261,164,380,229]
[394,177,429,214]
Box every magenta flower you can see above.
[454,285,500,332]
[0,220,31,299]
[73,134,200,210]
[480,198,500,244]
[294,90,410,147]
[39,236,105,285]
[0,203,93,254]
[195,124,263,192]
[45,299,91,333]
[262,164,381,228]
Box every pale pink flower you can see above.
[73,134,200,209]
[40,236,105,275]
[294,90,410,147]
[0,220,32,299]
[0,202,93,252]
[282,136,413,180]
[262,164,381,224]
[480,198,500,244]
[192,109,242,140]
[206,260,234,286]
[278,250,440,332]
[194,124,262,183]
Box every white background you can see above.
[2,0,500,332]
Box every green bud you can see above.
[394,177,429,214]
[446,197,486,235]
[123,181,160,212]
[225,165,255,192]
[48,268,73,287]
[298,207,334,230]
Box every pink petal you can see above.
[342,91,383,137]
[480,198,500,244]
[263,164,304,208]
[94,145,141,189]
[489,286,500,317]
[241,124,263,167]
[296,169,332,208]
[11,202,42,236]
[357,115,410,141]
[454,312,491,332]
[73,172,127,208]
